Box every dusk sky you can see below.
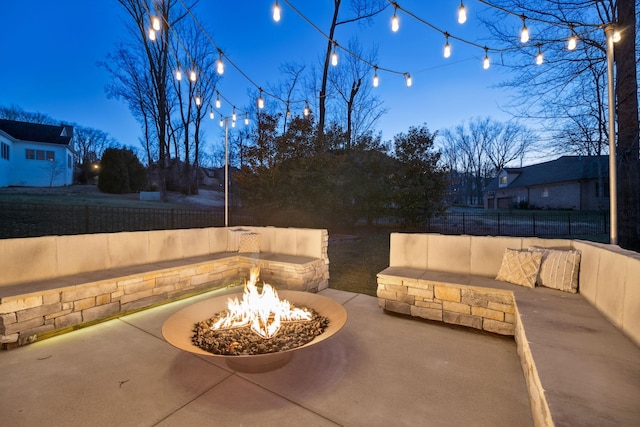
[1,1,526,160]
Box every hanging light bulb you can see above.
[520,17,529,43]
[405,73,412,87]
[148,28,156,41]
[244,114,249,125]
[373,67,379,87]
[152,16,161,31]
[567,35,577,50]
[483,47,490,69]
[231,120,236,128]
[215,92,221,109]
[443,33,451,58]
[331,43,338,66]
[195,95,201,106]
[216,57,224,75]
[612,30,621,42]
[189,69,197,82]
[273,0,281,22]
[458,1,467,24]
[232,107,237,122]
[257,90,265,109]
[175,68,182,81]
[219,118,224,127]
[535,45,544,65]
[209,108,214,120]
[303,101,310,117]
[391,7,399,32]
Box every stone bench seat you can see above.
[1,227,330,348]
[377,233,640,427]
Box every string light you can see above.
[232,119,236,128]
[443,33,451,58]
[148,28,156,41]
[189,68,197,82]
[331,42,338,66]
[232,107,237,122]
[303,101,310,117]
[219,118,224,127]
[567,34,577,50]
[391,6,399,32]
[535,45,544,65]
[273,0,281,22]
[195,95,201,106]
[458,1,467,24]
[612,30,621,42]
[373,67,379,87]
[209,107,214,120]
[405,73,412,87]
[215,92,221,109]
[520,16,529,43]
[257,89,265,109]
[286,103,291,118]
[483,47,490,69]
[175,68,182,81]
[152,16,161,31]
[244,114,249,125]
[216,56,224,75]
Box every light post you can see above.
[604,25,618,245]
[224,117,229,227]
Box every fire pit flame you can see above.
[210,267,312,339]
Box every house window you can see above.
[499,176,507,185]
[25,149,54,161]
[542,188,549,198]
[1,142,9,160]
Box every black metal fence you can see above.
[421,211,609,238]
[0,201,609,240]
[0,202,256,239]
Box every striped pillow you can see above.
[528,246,581,293]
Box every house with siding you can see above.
[0,119,75,187]
[484,156,609,210]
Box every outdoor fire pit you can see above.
[162,269,347,373]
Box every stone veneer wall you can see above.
[377,273,516,335]
[0,227,329,348]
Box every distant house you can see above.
[0,119,75,187]
[484,156,609,210]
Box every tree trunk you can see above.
[615,0,640,251]
[318,0,341,141]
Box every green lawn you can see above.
[327,232,390,296]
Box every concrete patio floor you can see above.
[0,288,534,426]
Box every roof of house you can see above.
[486,155,609,191]
[0,119,73,146]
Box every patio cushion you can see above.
[528,246,581,293]
[496,249,542,288]
[238,232,261,253]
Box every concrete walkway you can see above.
[0,288,533,426]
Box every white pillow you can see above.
[495,249,542,288]
[528,246,581,293]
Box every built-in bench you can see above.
[0,226,329,348]
[377,233,640,427]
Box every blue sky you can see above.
[0,1,519,151]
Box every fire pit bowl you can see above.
[162,290,347,373]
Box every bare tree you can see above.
[482,0,639,249]
[328,38,387,149]
[317,0,388,140]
